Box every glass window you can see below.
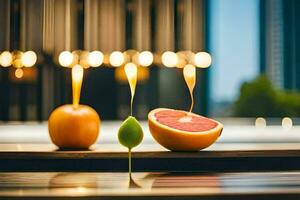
[208,0,260,117]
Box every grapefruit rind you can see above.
[148,108,223,151]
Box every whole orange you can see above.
[48,104,100,149]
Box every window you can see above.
[208,0,259,117]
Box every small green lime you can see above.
[118,116,144,149]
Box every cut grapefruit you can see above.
[148,108,223,151]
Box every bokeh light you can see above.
[183,64,196,78]
[124,62,137,79]
[21,51,37,67]
[109,51,124,67]
[282,117,293,130]
[255,117,266,129]
[194,52,212,68]
[72,64,84,82]
[0,51,13,67]
[15,68,24,78]
[161,51,178,67]
[58,51,73,67]
[87,51,103,67]
[138,51,153,67]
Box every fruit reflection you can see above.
[48,173,97,188]
[151,173,220,189]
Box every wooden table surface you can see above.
[0,143,300,172]
[0,122,300,172]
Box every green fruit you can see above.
[118,116,144,149]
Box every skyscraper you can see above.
[261,0,300,91]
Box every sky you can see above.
[209,0,259,103]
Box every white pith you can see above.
[178,116,193,123]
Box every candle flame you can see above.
[72,64,84,108]
[183,64,196,112]
[124,62,137,116]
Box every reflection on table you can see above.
[0,172,300,198]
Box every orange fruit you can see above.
[148,108,223,151]
[48,104,100,149]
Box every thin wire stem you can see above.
[189,90,194,113]
[128,148,132,176]
[130,97,133,116]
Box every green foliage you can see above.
[277,92,300,117]
[234,75,300,117]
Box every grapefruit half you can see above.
[148,108,223,151]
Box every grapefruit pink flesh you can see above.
[155,110,218,132]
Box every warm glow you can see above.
[138,51,153,66]
[21,51,37,67]
[255,117,266,128]
[176,51,188,68]
[282,117,293,130]
[125,62,137,115]
[183,64,196,112]
[0,51,13,67]
[72,64,84,107]
[76,186,88,193]
[109,51,124,67]
[125,62,137,79]
[15,68,24,78]
[184,64,196,78]
[87,51,103,67]
[161,51,178,67]
[194,52,212,68]
[59,51,73,67]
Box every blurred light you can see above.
[0,51,13,67]
[183,64,196,78]
[59,51,73,67]
[21,51,37,67]
[77,50,89,69]
[255,117,266,129]
[176,52,188,68]
[161,51,178,67]
[15,68,24,78]
[72,64,84,82]
[87,51,103,67]
[282,117,293,130]
[115,64,149,83]
[124,62,137,79]
[76,186,87,193]
[12,51,23,68]
[138,51,153,66]
[72,64,84,107]
[194,52,212,68]
[109,51,124,67]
